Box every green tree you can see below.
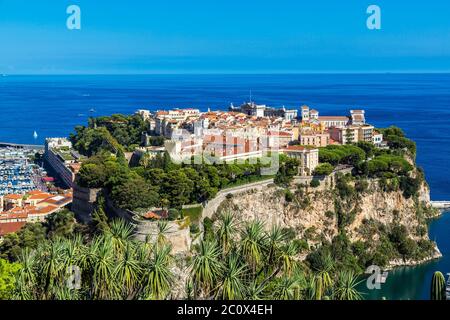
[45,210,76,239]
[313,163,334,176]
[0,259,21,300]
[111,175,159,211]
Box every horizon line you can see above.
[3,71,450,76]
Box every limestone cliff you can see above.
[212,173,441,266]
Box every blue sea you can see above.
[1,74,449,299]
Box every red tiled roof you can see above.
[28,193,53,201]
[0,222,27,236]
[28,190,44,195]
[4,194,22,200]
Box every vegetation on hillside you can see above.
[4,215,362,301]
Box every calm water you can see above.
[1,74,449,299]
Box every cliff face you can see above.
[216,176,440,263]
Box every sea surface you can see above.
[1,74,449,299]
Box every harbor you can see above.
[0,147,47,196]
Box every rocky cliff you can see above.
[211,172,441,267]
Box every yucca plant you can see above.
[332,270,363,301]
[216,212,238,256]
[190,241,223,297]
[106,219,135,256]
[142,243,174,300]
[240,220,267,273]
[216,252,247,300]
[114,242,142,299]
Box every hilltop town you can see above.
[0,101,384,239]
[0,100,441,301]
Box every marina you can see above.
[0,147,46,196]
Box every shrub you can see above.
[310,179,321,188]
[190,224,200,234]
[399,176,421,199]
[168,209,180,221]
[285,189,294,202]
[313,163,334,176]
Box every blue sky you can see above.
[1,0,450,74]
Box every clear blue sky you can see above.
[1,0,450,74]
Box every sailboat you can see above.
[33,131,38,139]
[89,108,96,113]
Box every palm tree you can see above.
[142,243,174,300]
[216,212,238,255]
[216,252,247,300]
[190,241,223,297]
[240,220,267,273]
[332,270,363,301]
[60,236,83,277]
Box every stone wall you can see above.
[134,218,192,255]
[202,179,274,219]
[104,196,192,254]
[72,183,102,223]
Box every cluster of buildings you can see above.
[0,190,73,239]
[136,102,384,177]
[44,138,84,188]
[298,106,384,147]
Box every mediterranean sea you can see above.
[0,74,449,299]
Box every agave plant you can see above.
[272,276,301,300]
[156,220,170,246]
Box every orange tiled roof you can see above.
[27,193,53,201]
[0,222,27,236]
[4,194,22,200]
